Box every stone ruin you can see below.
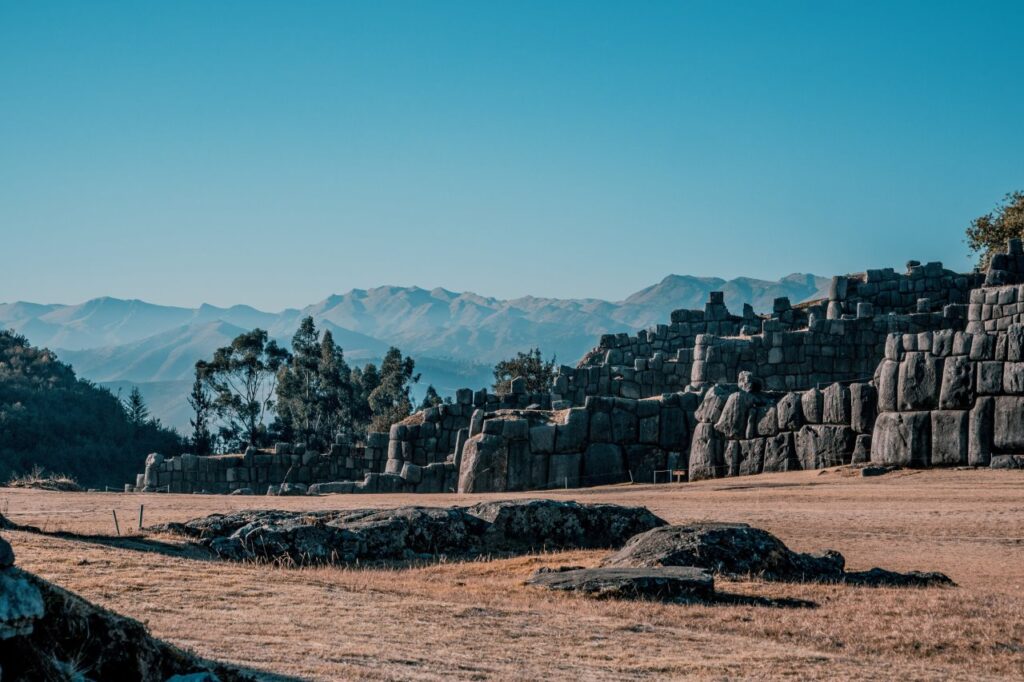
[130,242,1024,495]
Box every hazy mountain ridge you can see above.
[2,273,828,431]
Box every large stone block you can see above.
[687,423,723,481]
[775,392,804,431]
[694,384,735,423]
[930,411,968,466]
[506,441,532,491]
[555,408,589,453]
[755,406,778,437]
[796,425,855,469]
[993,396,1024,451]
[611,409,638,445]
[589,411,612,442]
[738,438,765,476]
[1003,362,1024,394]
[897,352,941,411]
[547,452,582,489]
[626,445,666,484]
[762,432,798,472]
[582,444,627,485]
[976,362,1004,395]
[822,383,851,425]
[850,383,877,434]
[714,392,753,439]
[938,354,973,409]
[659,407,688,449]
[969,397,994,467]
[529,424,555,454]
[876,360,900,412]
[871,411,930,467]
[801,388,824,424]
[851,434,871,464]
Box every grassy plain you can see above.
[4,468,1023,680]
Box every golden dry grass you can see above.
[4,468,1024,680]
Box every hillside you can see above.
[0,330,182,487]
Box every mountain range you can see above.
[1,273,829,431]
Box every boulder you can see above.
[822,383,850,425]
[687,423,723,481]
[307,482,354,495]
[775,392,804,431]
[875,360,900,412]
[601,523,845,582]
[800,388,824,424]
[762,432,798,472]
[714,392,753,439]
[796,425,855,469]
[525,566,714,602]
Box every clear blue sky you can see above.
[2,1,1022,309]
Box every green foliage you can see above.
[196,328,289,449]
[187,370,214,455]
[0,330,182,487]
[368,347,421,432]
[966,191,1024,268]
[124,386,149,426]
[274,317,354,449]
[419,384,449,410]
[492,347,556,395]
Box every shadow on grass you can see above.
[1,513,215,562]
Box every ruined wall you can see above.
[826,262,979,318]
[687,379,876,481]
[871,323,1024,470]
[457,392,698,493]
[135,437,388,494]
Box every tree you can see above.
[187,370,214,455]
[368,347,420,432]
[350,362,379,436]
[492,348,557,395]
[275,317,354,449]
[124,386,149,426]
[419,385,449,410]
[196,328,290,449]
[966,191,1024,269]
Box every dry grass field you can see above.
[4,468,1023,680]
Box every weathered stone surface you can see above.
[687,423,723,481]
[714,392,753,439]
[737,439,765,476]
[969,396,994,467]
[796,425,855,469]
[876,360,900,412]
[851,434,872,464]
[990,455,1024,469]
[775,393,804,431]
[601,523,844,582]
[930,410,968,466]
[898,352,940,411]
[993,396,1024,451]
[849,383,877,434]
[547,453,582,489]
[755,406,778,437]
[977,361,1004,395]
[532,421,557,454]
[938,355,973,409]
[822,383,851,425]
[762,432,798,472]
[582,444,626,485]
[555,408,589,453]
[1003,362,1024,394]
[801,387,824,424]
[694,384,736,423]
[525,566,714,602]
[307,481,355,495]
[871,411,930,467]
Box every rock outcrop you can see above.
[158,500,666,565]
[526,566,714,602]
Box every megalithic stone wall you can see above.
[686,378,876,481]
[870,321,1024,470]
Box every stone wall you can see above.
[135,436,388,495]
[826,262,980,319]
[687,378,876,481]
[457,392,699,493]
[870,326,1024,470]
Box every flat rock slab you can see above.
[526,566,714,602]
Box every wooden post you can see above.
[564,476,568,489]
[138,504,144,531]
[112,510,121,536]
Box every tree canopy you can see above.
[492,348,557,395]
[966,191,1024,269]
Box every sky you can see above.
[2,1,1023,310]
